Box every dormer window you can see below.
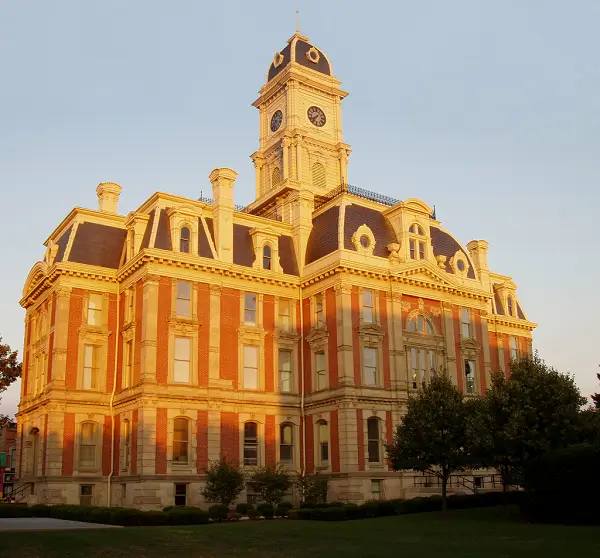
[180,227,191,253]
[507,296,514,317]
[408,224,426,260]
[263,244,272,270]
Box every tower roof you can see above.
[267,33,331,82]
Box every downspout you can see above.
[107,289,120,506]
[299,284,306,475]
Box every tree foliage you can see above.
[247,464,292,507]
[592,368,600,410]
[0,336,21,393]
[386,374,473,511]
[295,473,329,504]
[201,457,245,508]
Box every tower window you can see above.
[312,162,326,190]
[263,244,272,270]
[510,336,519,360]
[180,227,191,253]
[507,296,514,317]
[315,295,324,327]
[271,167,281,189]
[408,224,426,260]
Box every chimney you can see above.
[467,239,491,292]
[209,168,237,263]
[96,182,122,214]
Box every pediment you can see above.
[394,262,456,287]
[22,261,48,298]
[358,322,385,337]
[306,327,329,345]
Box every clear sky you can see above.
[0,1,598,416]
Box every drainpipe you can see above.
[107,289,120,506]
[299,284,306,475]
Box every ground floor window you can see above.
[246,483,257,505]
[371,479,382,500]
[80,484,93,506]
[174,483,187,506]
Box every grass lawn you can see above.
[0,507,599,558]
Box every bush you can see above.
[402,496,442,515]
[296,508,313,520]
[73,506,95,522]
[521,443,600,525]
[168,507,209,525]
[314,506,347,521]
[29,504,51,517]
[358,501,379,518]
[235,502,253,515]
[163,506,175,512]
[247,508,260,520]
[277,501,293,510]
[208,504,229,522]
[275,504,291,517]
[0,504,29,518]
[343,503,360,520]
[50,505,80,520]
[227,511,242,522]
[288,509,299,520]
[257,502,274,519]
[299,502,314,509]
[329,501,344,507]
[140,511,169,526]
[89,507,113,524]
[110,508,142,526]
[374,500,397,517]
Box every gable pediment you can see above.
[394,262,456,287]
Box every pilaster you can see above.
[480,311,492,390]
[389,290,406,391]
[140,274,159,383]
[334,282,354,386]
[138,399,157,476]
[442,302,458,386]
[50,286,72,389]
[336,399,358,473]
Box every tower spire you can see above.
[296,9,300,33]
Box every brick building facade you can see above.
[16,32,535,508]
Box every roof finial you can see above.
[296,9,300,33]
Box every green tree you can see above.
[295,473,329,504]
[386,374,472,511]
[201,457,245,508]
[247,464,292,507]
[0,336,22,424]
[592,367,600,410]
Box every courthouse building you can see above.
[16,31,535,508]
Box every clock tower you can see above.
[249,32,351,209]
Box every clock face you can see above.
[307,106,326,127]
[270,110,283,132]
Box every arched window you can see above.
[263,244,272,270]
[122,419,131,471]
[461,309,472,339]
[367,417,381,463]
[280,423,294,463]
[312,162,326,190]
[408,224,426,260]
[79,422,99,469]
[173,418,189,465]
[316,420,329,467]
[507,296,514,317]
[180,227,191,253]
[271,167,281,189]
[406,314,434,335]
[244,422,258,466]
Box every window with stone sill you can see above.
[244,422,259,466]
[315,295,324,328]
[362,289,374,324]
[371,479,382,500]
[315,351,327,391]
[176,281,192,318]
[79,422,99,470]
[367,417,382,463]
[123,340,133,388]
[410,347,436,389]
[263,244,272,270]
[173,337,191,384]
[279,349,293,393]
[83,345,100,390]
[278,298,291,331]
[243,345,259,390]
[173,417,189,465]
[509,336,519,360]
[465,359,476,394]
[461,309,472,339]
[126,288,135,323]
[507,296,515,317]
[244,293,257,326]
[316,420,329,468]
[363,347,378,387]
[121,419,131,472]
[87,293,103,327]
[408,224,426,261]
[80,485,94,506]
[280,423,294,464]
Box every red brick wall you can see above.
[102,415,111,475]
[106,294,117,392]
[156,408,167,474]
[475,311,487,395]
[379,291,391,389]
[488,333,499,373]
[220,289,239,387]
[264,295,275,393]
[197,283,210,387]
[386,411,393,470]
[330,410,340,473]
[156,278,171,385]
[265,415,276,467]
[452,307,464,392]
[220,411,239,461]
[116,292,125,390]
[66,289,84,389]
[326,288,338,388]
[356,409,365,471]
[131,409,138,474]
[305,414,314,474]
[41,415,48,476]
[351,287,361,385]
[134,281,143,385]
[302,299,312,394]
[113,414,120,474]
[196,410,208,472]
[62,413,75,475]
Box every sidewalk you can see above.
[0,518,121,531]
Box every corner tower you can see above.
[250,32,351,205]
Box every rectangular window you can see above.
[122,420,131,471]
[409,239,416,260]
[280,423,294,463]
[126,288,135,323]
[244,422,258,466]
[465,360,476,394]
[363,347,378,387]
[371,480,382,500]
[317,422,329,467]
[244,293,257,325]
[315,296,324,328]
[509,336,519,360]
[279,349,292,393]
[173,418,189,465]
[243,345,259,390]
[367,418,380,463]
[83,345,99,390]
[279,299,291,331]
[80,485,93,506]
[124,340,133,388]
[79,423,97,469]
[174,483,187,506]
[87,294,103,326]
[173,337,191,384]
[176,281,192,317]
[419,242,425,260]
[362,290,374,323]
[461,309,472,339]
[315,352,327,391]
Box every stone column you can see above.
[336,400,358,474]
[138,399,157,476]
[45,405,66,478]
[140,274,159,383]
[442,303,458,386]
[50,286,72,389]
[334,283,354,386]
[282,136,291,180]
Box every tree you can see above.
[592,367,600,410]
[0,336,21,394]
[295,473,329,505]
[247,464,292,507]
[386,374,472,511]
[201,457,245,508]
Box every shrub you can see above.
[163,506,175,512]
[73,506,94,522]
[316,506,347,521]
[402,496,441,514]
[296,508,313,520]
[50,505,79,520]
[140,511,169,526]
[110,508,142,526]
[343,503,360,520]
[227,511,242,522]
[277,501,293,510]
[257,502,274,519]
[201,457,245,507]
[329,501,344,507]
[89,507,113,524]
[358,501,379,518]
[247,465,292,508]
[299,502,314,509]
[275,504,291,517]
[29,504,51,517]
[0,504,29,518]
[374,500,397,517]
[168,507,210,525]
[288,509,299,520]
[208,503,229,522]
[235,502,253,515]
[247,508,260,520]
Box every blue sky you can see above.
[0,1,598,415]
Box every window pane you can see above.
[280,445,293,462]
[88,294,103,325]
[320,443,329,463]
[368,440,380,462]
[245,422,257,438]
[318,422,329,443]
[244,367,258,390]
[279,299,291,329]
[417,315,423,332]
[175,299,190,317]
[84,345,94,368]
[407,318,415,332]
[279,350,292,393]
[82,423,95,443]
[244,346,258,367]
[174,361,190,384]
[281,424,293,445]
[465,360,476,394]
[409,239,415,259]
[243,346,259,389]
[177,281,191,299]
[244,293,257,324]
[175,337,191,361]
[419,242,425,259]
[367,418,379,440]
[80,446,95,468]
[363,347,376,368]
[426,319,434,335]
